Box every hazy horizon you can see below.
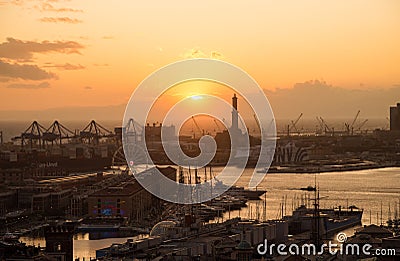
[0,80,397,121]
[0,117,389,143]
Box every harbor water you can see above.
[21,167,400,259]
[231,167,400,225]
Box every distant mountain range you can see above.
[1,81,398,121]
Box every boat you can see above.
[227,185,267,200]
[77,223,121,232]
[300,185,316,191]
[287,204,363,236]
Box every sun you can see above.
[189,95,203,100]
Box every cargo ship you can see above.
[0,145,114,174]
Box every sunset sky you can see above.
[0,0,399,119]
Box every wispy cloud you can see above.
[84,86,93,90]
[39,17,82,24]
[0,37,84,60]
[39,3,83,13]
[182,48,207,58]
[7,82,50,89]
[181,48,224,59]
[102,36,114,40]
[211,51,223,60]
[0,60,56,80]
[43,63,85,70]
[93,63,109,67]
[7,0,23,6]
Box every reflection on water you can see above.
[20,232,148,260]
[21,167,400,259]
[220,167,400,226]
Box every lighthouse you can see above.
[231,93,239,132]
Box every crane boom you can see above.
[319,117,331,132]
[316,117,324,129]
[350,110,360,128]
[289,113,303,133]
[191,116,203,137]
[213,119,221,132]
[356,119,368,131]
[293,113,303,126]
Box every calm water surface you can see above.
[21,167,400,259]
[234,167,400,224]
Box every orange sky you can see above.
[0,0,399,112]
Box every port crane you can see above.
[355,119,368,133]
[125,118,144,143]
[345,110,360,135]
[112,118,148,169]
[213,119,223,134]
[316,117,325,134]
[191,116,204,139]
[42,120,76,146]
[319,117,333,135]
[288,113,303,136]
[13,121,47,149]
[253,114,275,137]
[80,120,114,144]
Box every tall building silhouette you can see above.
[390,103,400,131]
[45,224,74,261]
[231,93,239,132]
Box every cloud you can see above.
[0,60,56,80]
[7,0,23,6]
[264,80,400,119]
[102,36,114,40]
[182,48,207,58]
[181,48,224,59]
[43,63,85,70]
[39,17,82,23]
[93,63,109,67]
[0,77,11,82]
[7,82,50,89]
[84,86,93,90]
[211,51,223,59]
[0,38,84,60]
[39,3,83,13]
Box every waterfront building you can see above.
[87,166,176,221]
[0,191,17,216]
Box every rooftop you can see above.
[355,224,393,236]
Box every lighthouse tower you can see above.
[231,94,239,133]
